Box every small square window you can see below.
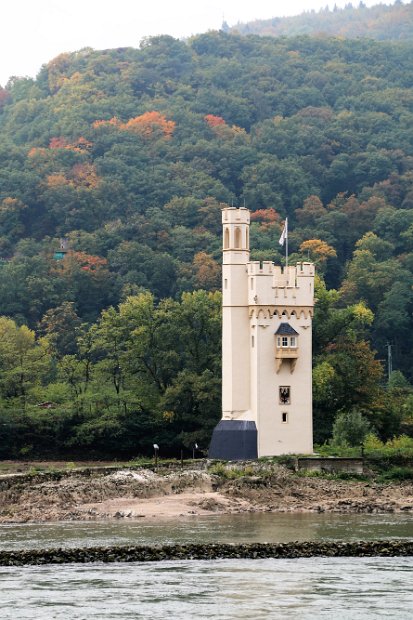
[282,412,288,423]
[290,336,296,347]
[279,386,290,405]
[282,336,288,347]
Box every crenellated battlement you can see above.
[248,261,274,276]
[297,262,315,275]
[247,261,314,308]
[222,206,250,224]
[248,262,314,281]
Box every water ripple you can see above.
[0,557,412,620]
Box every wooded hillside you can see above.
[0,32,413,457]
[229,1,413,40]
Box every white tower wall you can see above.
[222,208,251,420]
[217,206,315,457]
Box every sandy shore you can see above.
[0,465,412,523]
[81,490,248,519]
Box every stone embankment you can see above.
[1,541,412,566]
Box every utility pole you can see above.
[387,343,393,383]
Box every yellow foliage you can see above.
[71,163,100,188]
[299,239,337,263]
[351,302,374,326]
[46,174,69,188]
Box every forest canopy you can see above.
[0,30,413,456]
[229,1,413,41]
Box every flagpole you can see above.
[279,217,289,283]
[285,218,289,284]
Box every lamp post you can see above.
[153,444,159,470]
[193,443,198,460]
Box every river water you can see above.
[1,513,412,619]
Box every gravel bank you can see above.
[0,464,412,523]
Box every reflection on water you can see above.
[1,557,412,619]
[0,512,412,551]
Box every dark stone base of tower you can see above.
[208,420,258,460]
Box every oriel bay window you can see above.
[275,323,299,373]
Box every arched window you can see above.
[224,227,230,249]
[234,227,242,249]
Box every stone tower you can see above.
[209,206,315,459]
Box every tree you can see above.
[93,112,176,140]
[40,302,81,357]
[331,409,372,447]
[0,317,51,410]
[312,277,383,442]
[299,239,337,264]
[192,252,221,290]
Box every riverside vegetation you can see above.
[1,24,413,458]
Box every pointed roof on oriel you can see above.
[274,323,299,336]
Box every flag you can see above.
[279,218,288,246]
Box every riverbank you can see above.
[0,462,412,523]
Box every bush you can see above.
[364,433,413,457]
[377,466,413,482]
[332,409,371,447]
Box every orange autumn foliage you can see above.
[205,114,246,139]
[123,111,175,138]
[60,252,108,273]
[73,252,108,272]
[28,147,48,158]
[92,112,175,139]
[250,208,280,231]
[49,136,93,152]
[46,163,100,189]
[296,195,326,226]
[250,208,280,223]
[204,114,226,127]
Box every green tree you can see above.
[331,409,372,448]
[0,317,51,410]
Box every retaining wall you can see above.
[297,457,364,474]
[0,541,412,566]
